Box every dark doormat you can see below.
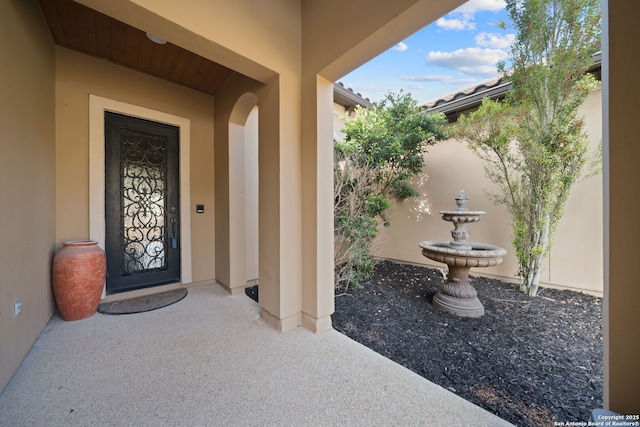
[98,288,188,315]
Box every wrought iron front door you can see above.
[105,112,180,294]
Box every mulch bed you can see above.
[331,260,603,427]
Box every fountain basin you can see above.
[418,241,507,318]
[440,211,485,223]
[419,241,506,267]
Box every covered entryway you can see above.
[6,0,640,414]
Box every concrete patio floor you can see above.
[0,283,512,426]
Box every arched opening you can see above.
[226,93,259,294]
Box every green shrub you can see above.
[334,91,446,293]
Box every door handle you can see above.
[170,215,178,248]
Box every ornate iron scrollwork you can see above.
[119,128,168,274]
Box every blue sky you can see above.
[340,0,514,104]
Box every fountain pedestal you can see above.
[419,191,506,318]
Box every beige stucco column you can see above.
[256,77,304,331]
[300,75,336,333]
[215,77,245,295]
[603,0,640,413]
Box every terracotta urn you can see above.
[52,240,106,321]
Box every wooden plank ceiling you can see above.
[38,0,237,96]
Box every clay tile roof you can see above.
[334,82,375,110]
[422,75,511,122]
[423,74,507,109]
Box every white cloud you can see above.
[436,17,475,31]
[475,32,515,48]
[404,83,424,91]
[453,0,506,16]
[393,42,408,52]
[426,47,508,76]
[402,74,477,86]
[438,0,506,31]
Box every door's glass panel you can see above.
[120,129,167,274]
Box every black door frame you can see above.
[104,111,181,294]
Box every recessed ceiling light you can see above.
[146,32,167,45]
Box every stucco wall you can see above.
[245,107,259,283]
[54,47,216,285]
[227,104,259,287]
[0,1,56,393]
[374,88,603,295]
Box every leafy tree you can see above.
[453,0,601,296]
[334,91,446,292]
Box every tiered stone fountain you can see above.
[419,191,507,318]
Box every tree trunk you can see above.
[528,213,551,297]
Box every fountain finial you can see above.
[440,190,484,249]
[455,190,469,211]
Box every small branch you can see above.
[490,298,532,304]
[335,292,355,298]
